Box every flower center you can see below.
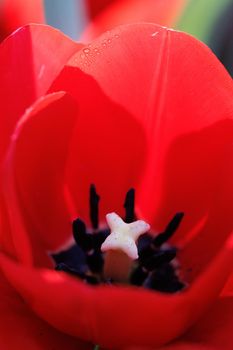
[54,185,186,293]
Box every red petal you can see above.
[0,0,44,39]
[0,271,92,349]
[55,23,233,273]
[0,24,81,164]
[1,231,233,348]
[179,144,233,282]
[50,69,147,225]
[2,92,79,262]
[0,194,16,259]
[86,0,115,19]
[155,297,233,350]
[82,0,188,41]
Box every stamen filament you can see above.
[103,250,133,283]
[101,212,150,282]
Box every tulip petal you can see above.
[1,231,233,348]
[0,0,44,37]
[53,23,233,272]
[0,23,82,164]
[86,0,114,19]
[154,297,233,350]
[82,0,188,41]
[50,69,147,225]
[179,144,233,282]
[2,92,79,263]
[0,271,92,349]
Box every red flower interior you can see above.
[0,23,233,349]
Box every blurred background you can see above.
[0,0,233,75]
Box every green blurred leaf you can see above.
[176,0,232,43]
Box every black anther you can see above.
[90,184,100,229]
[86,249,104,273]
[130,266,148,286]
[124,188,135,223]
[152,212,184,247]
[142,249,177,271]
[144,264,185,293]
[72,218,93,251]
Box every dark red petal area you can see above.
[0,272,92,350]
[2,92,79,262]
[179,143,233,282]
[82,0,187,41]
[0,24,81,164]
[86,0,115,18]
[55,23,233,276]
[154,297,233,350]
[50,69,147,226]
[1,232,233,348]
[0,0,44,38]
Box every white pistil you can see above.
[101,212,150,283]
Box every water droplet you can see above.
[83,48,90,54]
[94,48,101,55]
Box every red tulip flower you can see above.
[1,22,233,350]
